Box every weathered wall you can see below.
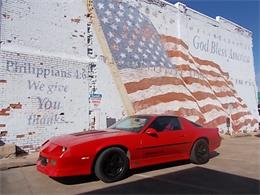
[0,50,90,151]
[0,0,259,152]
[0,0,126,152]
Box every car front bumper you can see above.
[36,150,92,177]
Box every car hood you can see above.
[49,129,130,147]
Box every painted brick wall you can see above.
[0,0,126,152]
[0,50,91,152]
[0,0,259,152]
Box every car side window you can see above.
[170,117,182,130]
[149,116,182,132]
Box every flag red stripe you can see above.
[232,119,251,131]
[176,64,200,74]
[160,35,189,50]
[133,92,195,111]
[199,69,222,78]
[231,111,251,121]
[124,76,184,94]
[182,77,210,87]
[215,91,236,98]
[199,105,223,113]
[204,116,226,127]
[191,91,217,101]
[190,55,229,78]
[167,51,194,63]
[222,102,247,109]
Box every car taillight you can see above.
[216,128,221,138]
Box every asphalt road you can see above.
[1,136,260,195]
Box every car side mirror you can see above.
[145,128,158,137]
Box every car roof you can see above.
[130,114,181,118]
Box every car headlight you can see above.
[61,146,67,153]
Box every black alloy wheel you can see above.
[94,147,129,183]
[190,139,209,164]
[103,153,125,177]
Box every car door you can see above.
[139,116,191,164]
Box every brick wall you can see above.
[0,50,90,152]
[0,0,258,152]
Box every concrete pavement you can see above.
[1,135,260,194]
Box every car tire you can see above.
[190,139,209,164]
[94,147,129,183]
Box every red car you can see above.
[37,115,221,183]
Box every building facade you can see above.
[0,0,259,152]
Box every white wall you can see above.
[0,0,125,152]
[0,0,258,151]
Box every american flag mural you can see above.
[92,0,258,133]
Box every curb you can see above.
[0,152,38,171]
[0,162,36,171]
[220,132,260,139]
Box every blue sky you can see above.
[168,0,260,91]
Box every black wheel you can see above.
[94,147,129,183]
[190,139,209,164]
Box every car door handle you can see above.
[179,134,185,137]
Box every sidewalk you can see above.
[221,130,260,139]
[0,152,38,171]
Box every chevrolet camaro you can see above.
[37,115,221,183]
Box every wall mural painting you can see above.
[91,0,258,133]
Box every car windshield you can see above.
[109,116,151,132]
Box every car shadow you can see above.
[51,152,219,185]
[130,159,190,176]
[78,167,260,194]
[209,151,219,158]
[50,160,190,185]
[126,151,219,178]
[51,175,99,185]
